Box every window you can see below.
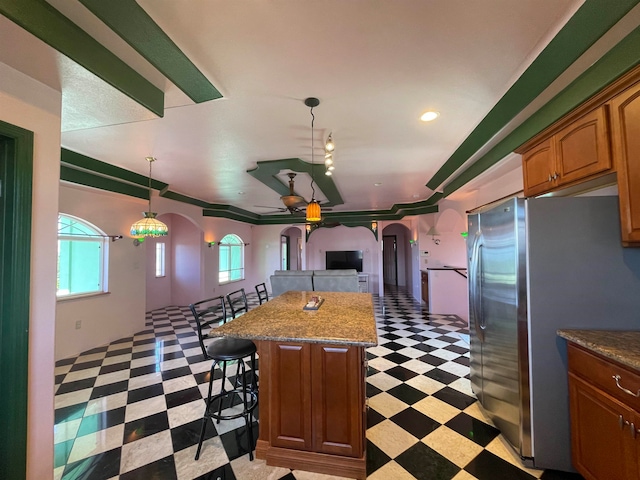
[219,234,244,283]
[57,214,108,298]
[155,242,166,277]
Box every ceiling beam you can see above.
[0,0,165,116]
[79,0,222,104]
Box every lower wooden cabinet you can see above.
[567,343,640,479]
[257,340,367,479]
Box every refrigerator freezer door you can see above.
[475,199,528,457]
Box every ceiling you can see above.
[2,0,640,222]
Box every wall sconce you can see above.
[305,224,311,233]
[207,241,216,248]
[133,238,145,247]
[409,239,417,246]
[110,235,123,242]
[371,221,378,233]
[460,232,468,238]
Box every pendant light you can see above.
[304,97,322,223]
[130,157,169,238]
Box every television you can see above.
[325,250,363,272]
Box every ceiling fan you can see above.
[255,173,332,215]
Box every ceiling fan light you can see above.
[306,200,322,222]
[324,157,333,166]
[328,165,335,171]
[325,170,332,176]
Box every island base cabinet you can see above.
[256,341,366,479]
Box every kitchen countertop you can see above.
[209,290,378,347]
[557,329,640,371]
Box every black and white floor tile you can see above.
[53,287,583,480]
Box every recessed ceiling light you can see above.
[420,111,439,122]
[374,182,382,187]
[238,191,245,195]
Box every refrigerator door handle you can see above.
[470,231,485,342]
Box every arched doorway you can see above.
[381,223,413,289]
[280,226,302,271]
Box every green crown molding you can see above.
[61,149,167,191]
[425,0,640,192]
[60,148,439,225]
[433,23,640,203]
[247,158,344,207]
[0,0,164,117]
[0,120,34,479]
[79,0,222,104]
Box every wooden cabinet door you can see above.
[522,138,555,196]
[569,373,637,480]
[610,85,640,246]
[555,106,612,187]
[270,342,313,451]
[310,344,364,457]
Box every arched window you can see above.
[219,234,244,283]
[57,214,109,298]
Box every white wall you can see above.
[1,61,61,480]
[57,185,148,360]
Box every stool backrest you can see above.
[226,288,249,318]
[188,296,227,358]
[255,282,269,305]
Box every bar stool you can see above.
[226,288,249,318]
[255,282,269,305]
[188,296,258,460]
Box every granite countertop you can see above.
[557,329,640,371]
[210,290,378,347]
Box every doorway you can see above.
[0,122,34,479]
[382,235,398,285]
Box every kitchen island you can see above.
[210,290,378,479]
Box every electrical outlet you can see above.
[75,320,81,329]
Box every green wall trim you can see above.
[425,0,640,191]
[0,120,34,480]
[0,0,165,117]
[61,165,150,200]
[78,0,222,104]
[247,158,344,207]
[437,23,640,201]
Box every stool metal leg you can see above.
[195,359,219,460]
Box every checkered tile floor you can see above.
[54,287,583,480]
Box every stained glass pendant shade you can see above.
[130,157,169,238]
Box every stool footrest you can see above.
[204,388,258,422]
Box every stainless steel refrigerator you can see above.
[467,195,640,472]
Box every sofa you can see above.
[270,269,359,296]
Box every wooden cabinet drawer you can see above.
[568,343,640,412]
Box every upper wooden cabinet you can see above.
[521,106,613,197]
[517,64,640,246]
[609,85,640,246]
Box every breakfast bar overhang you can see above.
[210,290,378,479]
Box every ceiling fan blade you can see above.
[254,205,286,210]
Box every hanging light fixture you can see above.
[130,157,169,238]
[304,97,322,223]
